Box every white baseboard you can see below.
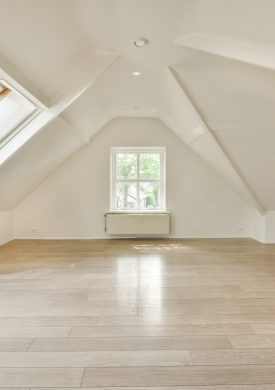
[14,234,250,240]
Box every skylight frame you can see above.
[0,84,11,101]
[0,80,41,149]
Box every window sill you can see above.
[106,210,171,215]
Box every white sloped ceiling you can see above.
[0,0,274,212]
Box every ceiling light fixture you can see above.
[132,71,141,76]
[134,38,149,47]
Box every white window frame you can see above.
[110,147,166,212]
[0,80,41,149]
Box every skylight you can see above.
[0,80,39,147]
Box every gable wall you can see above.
[14,118,252,239]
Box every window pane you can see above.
[0,86,37,143]
[116,153,137,179]
[139,153,160,180]
[139,182,160,209]
[117,182,137,209]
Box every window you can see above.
[111,147,166,211]
[0,80,40,148]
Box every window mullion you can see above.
[137,153,140,209]
[113,151,117,210]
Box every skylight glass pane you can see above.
[0,83,37,143]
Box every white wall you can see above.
[251,210,275,244]
[0,210,14,245]
[252,210,275,244]
[251,209,266,243]
[14,118,252,239]
[266,212,275,243]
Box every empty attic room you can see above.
[2,0,275,388]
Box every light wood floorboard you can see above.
[0,238,275,388]
[29,335,232,351]
[81,365,275,386]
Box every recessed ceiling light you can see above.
[134,38,149,47]
[132,71,141,76]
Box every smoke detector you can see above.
[134,38,149,47]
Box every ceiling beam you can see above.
[167,67,265,215]
[0,53,119,167]
[60,116,90,145]
[175,34,275,71]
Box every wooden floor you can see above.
[1,239,275,388]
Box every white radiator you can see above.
[105,213,170,235]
